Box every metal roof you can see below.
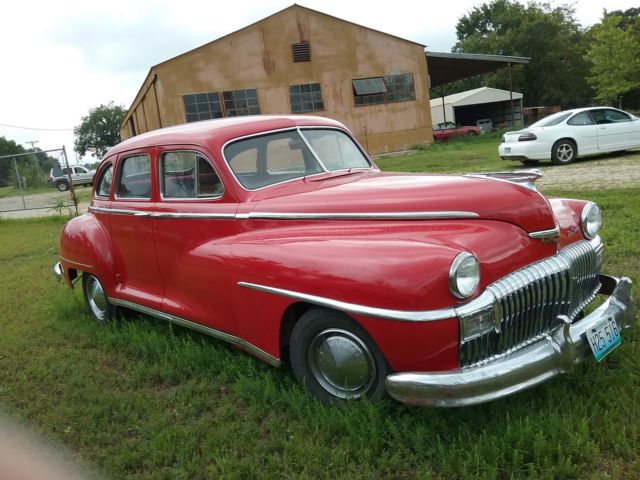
[426,51,530,88]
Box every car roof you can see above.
[105,115,346,157]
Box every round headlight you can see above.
[449,252,480,299]
[581,202,602,239]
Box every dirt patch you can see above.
[536,152,640,191]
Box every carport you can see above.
[426,51,530,127]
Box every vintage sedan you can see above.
[54,116,636,406]
[432,121,481,142]
[499,107,640,165]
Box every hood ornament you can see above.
[465,169,543,191]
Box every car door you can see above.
[109,149,165,310]
[73,166,91,186]
[566,111,598,156]
[593,108,637,151]
[151,146,240,332]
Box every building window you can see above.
[353,73,415,106]
[223,89,260,117]
[183,93,223,122]
[289,83,324,113]
[183,89,259,122]
[292,42,311,62]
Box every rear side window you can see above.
[117,154,151,199]
[567,112,594,126]
[160,151,223,199]
[96,165,113,197]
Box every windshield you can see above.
[224,128,371,190]
[530,111,573,128]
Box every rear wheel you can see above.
[551,139,576,165]
[290,308,389,403]
[82,274,113,322]
[56,180,70,192]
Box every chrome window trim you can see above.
[238,282,456,322]
[114,153,152,201]
[108,297,280,366]
[94,163,114,199]
[158,149,224,201]
[221,126,376,192]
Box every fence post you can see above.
[62,146,79,216]
[12,157,27,210]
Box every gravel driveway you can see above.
[535,151,640,191]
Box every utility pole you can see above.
[26,140,41,175]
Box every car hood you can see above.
[245,172,555,233]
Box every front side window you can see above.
[161,151,223,199]
[117,154,151,199]
[224,129,371,190]
[353,74,415,106]
[96,164,113,197]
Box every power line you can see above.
[0,122,73,131]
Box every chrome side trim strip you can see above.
[150,212,236,219]
[89,205,478,221]
[108,298,280,367]
[529,226,560,242]
[89,206,150,217]
[244,211,479,220]
[238,282,456,322]
[59,255,94,269]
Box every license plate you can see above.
[586,317,621,361]
[504,147,511,153]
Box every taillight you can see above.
[518,132,537,142]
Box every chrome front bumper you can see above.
[386,275,636,407]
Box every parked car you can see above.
[499,107,640,165]
[54,116,636,407]
[432,121,481,141]
[49,165,95,191]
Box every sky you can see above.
[0,0,636,164]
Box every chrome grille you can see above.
[460,239,603,367]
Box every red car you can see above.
[432,121,481,141]
[54,115,636,406]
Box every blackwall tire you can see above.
[82,274,113,323]
[551,139,577,165]
[57,181,70,192]
[290,308,389,404]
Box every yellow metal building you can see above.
[120,4,433,154]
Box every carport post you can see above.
[441,86,446,124]
[508,62,515,127]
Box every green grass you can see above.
[0,144,638,479]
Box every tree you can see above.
[74,102,127,159]
[585,14,640,107]
[452,0,592,108]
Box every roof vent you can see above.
[292,42,311,62]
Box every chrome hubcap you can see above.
[87,276,107,321]
[308,328,375,398]
[557,144,574,161]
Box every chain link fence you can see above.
[0,147,80,215]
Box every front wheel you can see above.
[290,308,389,403]
[551,139,576,165]
[82,274,114,322]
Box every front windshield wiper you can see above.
[305,168,369,182]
